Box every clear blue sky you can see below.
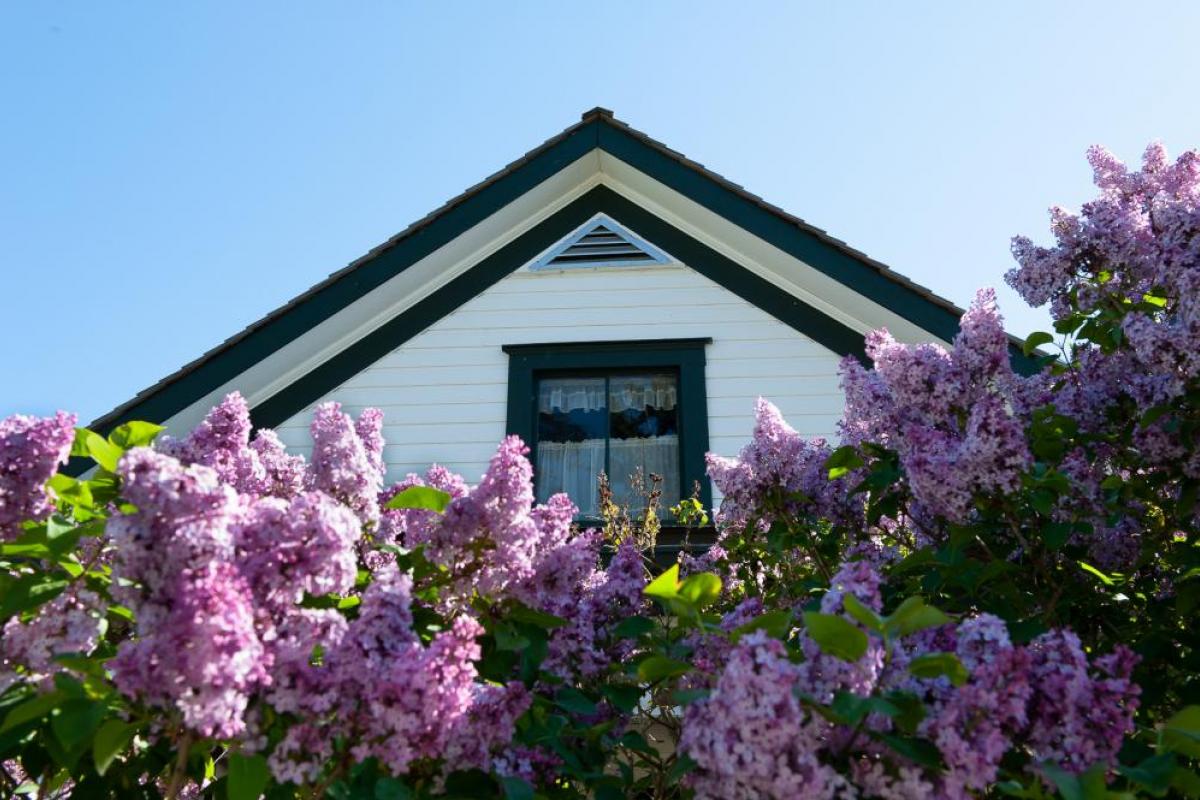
[3,2,1198,422]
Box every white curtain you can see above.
[609,434,681,510]
[609,375,677,413]
[535,374,680,518]
[539,375,677,413]
[535,439,606,516]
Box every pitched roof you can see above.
[87,107,1030,436]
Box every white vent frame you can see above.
[528,214,673,271]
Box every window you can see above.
[503,339,712,520]
[536,372,680,515]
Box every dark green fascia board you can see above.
[251,185,867,429]
[503,338,713,511]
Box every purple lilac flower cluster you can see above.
[1008,144,1200,472]
[268,565,528,783]
[680,561,1140,800]
[706,398,861,531]
[1,585,106,692]
[97,394,544,780]
[839,290,1035,524]
[0,410,75,540]
[380,436,614,613]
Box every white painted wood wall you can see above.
[274,261,846,506]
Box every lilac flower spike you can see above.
[0,410,76,540]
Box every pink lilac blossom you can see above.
[247,428,307,498]
[389,437,601,609]
[706,398,860,532]
[0,586,106,692]
[112,561,269,739]
[1007,143,1200,321]
[840,290,1032,524]
[157,392,305,499]
[308,401,385,528]
[268,566,522,781]
[0,411,76,540]
[680,631,850,800]
[108,448,242,624]
[542,538,648,681]
[796,561,886,703]
[1008,144,1200,468]
[681,561,1139,797]
[377,464,469,547]
[1025,630,1140,774]
[928,644,1032,794]
[236,491,361,610]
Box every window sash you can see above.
[504,339,713,521]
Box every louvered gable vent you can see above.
[531,215,671,270]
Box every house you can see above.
[87,108,1029,520]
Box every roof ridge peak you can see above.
[580,106,614,121]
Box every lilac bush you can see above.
[1,141,1199,798]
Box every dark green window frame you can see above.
[503,338,713,518]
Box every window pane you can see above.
[608,373,680,512]
[535,377,606,516]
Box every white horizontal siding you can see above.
[275,262,845,507]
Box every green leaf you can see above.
[644,564,680,601]
[554,687,597,716]
[1,691,63,733]
[492,623,531,652]
[637,655,690,683]
[908,652,969,686]
[878,734,943,770]
[1172,765,1200,797]
[83,431,123,472]
[612,615,656,639]
[803,612,868,662]
[1038,761,1109,800]
[92,719,137,776]
[1022,331,1055,356]
[885,597,951,637]
[671,688,710,707]
[47,473,93,508]
[384,485,451,512]
[1117,754,1177,795]
[1161,705,1200,759]
[883,691,927,734]
[600,685,643,714]
[841,594,883,633]
[1078,561,1117,586]
[50,698,107,752]
[618,731,655,754]
[0,575,69,622]
[1042,521,1073,551]
[824,446,864,480]
[227,752,271,800]
[499,776,534,800]
[677,572,722,608]
[1143,292,1169,308]
[107,421,164,449]
[828,692,900,725]
[731,610,792,641]
[374,778,413,800]
[667,753,697,783]
[507,602,568,629]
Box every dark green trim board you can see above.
[503,339,713,514]
[250,186,866,429]
[86,108,1037,448]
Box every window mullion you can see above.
[603,374,611,490]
